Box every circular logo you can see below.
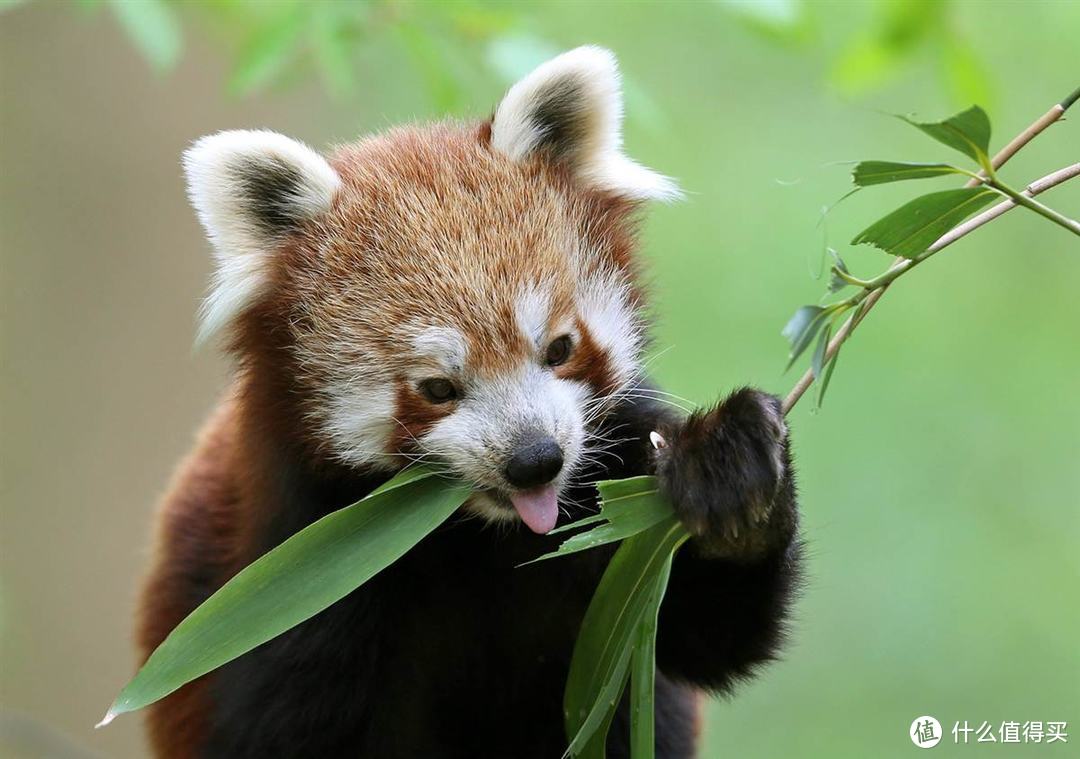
[910,716,943,748]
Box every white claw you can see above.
[649,431,667,450]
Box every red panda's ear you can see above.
[183,130,340,342]
[491,46,680,202]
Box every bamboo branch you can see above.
[782,89,1080,414]
[984,175,1080,236]
[963,86,1078,188]
[856,162,1080,292]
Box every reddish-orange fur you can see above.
[136,119,645,755]
[136,401,239,757]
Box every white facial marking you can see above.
[514,286,552,349]
[577,274,642,390]
[410,325,468,375]
[317,378,397,470]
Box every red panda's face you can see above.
[183,47,679,533]
[287,128,649,533]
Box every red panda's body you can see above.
[137,48,801,757]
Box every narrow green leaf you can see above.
[100,466,471,724]
[628,554,673,759]
[782,305,824,348]
[564,639,633,759]
[564,518,689,756]
[851,187,997,259]
[547,476,662,536]
[899,105,991,166]
[109,0,181,73]
[526,477,672,565]
[595,475,660,503]
[827,251,851,293]
[811,324,831,380]
[852,160,963,187]
[816,348,841,408]
[782,305,828,370]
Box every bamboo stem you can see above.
[781,88,1079,415]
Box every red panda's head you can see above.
[184,47,679,534]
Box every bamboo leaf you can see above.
[525,477,671,564]
[899,105,992,167]
[100,466,471,725]
[851,188,997,259]
[564,640,633,759]
[563,518,689,756]
[827,251,851,293]
[109,0,181,73]
[852,160,964,186]
[628,554,672,759]
[811,324,831,380]
[782,305,829,370]
[816,349,841,407]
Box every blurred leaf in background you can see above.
[108,0,182,73]
[59,0,998,117]
[716,0,814,45]
[828,0,994,108]
[227,2,309,97]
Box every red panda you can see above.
[137,47,801,758]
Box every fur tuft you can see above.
[183,130,341,342]
[491,46,681,202]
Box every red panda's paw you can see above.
[654,388,793,558]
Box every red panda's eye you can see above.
[419,378,458,404]
[545,335,573,367]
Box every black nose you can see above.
[504,435,564,489]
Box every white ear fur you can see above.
[491,46,680,202]
[183,130,340,341]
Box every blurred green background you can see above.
[1,1,1077,757]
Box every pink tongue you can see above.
[509,485,559,534]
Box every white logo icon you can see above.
[911,716,942,748]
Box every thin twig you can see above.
[782,89,1079,414]
[860,162,1080,291]
[963,90,1074,188]
[984,175,1080,236]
